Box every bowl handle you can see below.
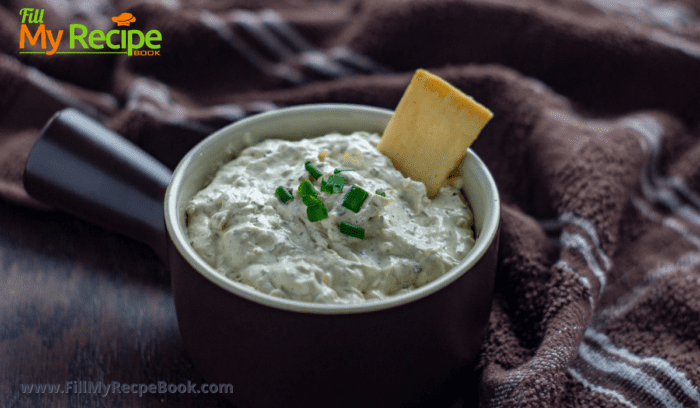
[23,109,172,262]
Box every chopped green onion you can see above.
[375,189,386,197]
[275,186,293,203]
[298,179,327,221]
[299,180,321,206]
[334,168,355,174]
[303,197,322,207]
[298,180,320,206]
[298,180,318,197]
[321,174,345,194]
[305,161,323,180]
[307,203,328,222]
[303,195,324,207]
[342,186,369,213]
[339,221,365,239]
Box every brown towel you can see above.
[2,0,700,406]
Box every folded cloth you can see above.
[2,0,700,406]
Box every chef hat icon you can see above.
[112,13,136,26]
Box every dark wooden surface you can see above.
[0,198,236,408]
[0,198,478,408]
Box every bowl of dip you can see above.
[24,104,500,408]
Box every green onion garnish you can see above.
[303,195,324,207]
[334,168,355,174]
[298,179,327,221]
[375,190,386,197]
[307,203,329,222]
[339,221,365,239]
[305,161,323,180]
[298,180,320,206]
[321,174,345,194]
[342,186,369,213]
[275,186,293,203]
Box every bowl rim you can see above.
[164,103,500,314]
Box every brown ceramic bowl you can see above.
[24,104,500,408]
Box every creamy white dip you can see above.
[186,132,475,304]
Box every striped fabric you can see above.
[2,0,700,407]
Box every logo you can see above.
[19,8,161,56]
[112,13,136,27]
